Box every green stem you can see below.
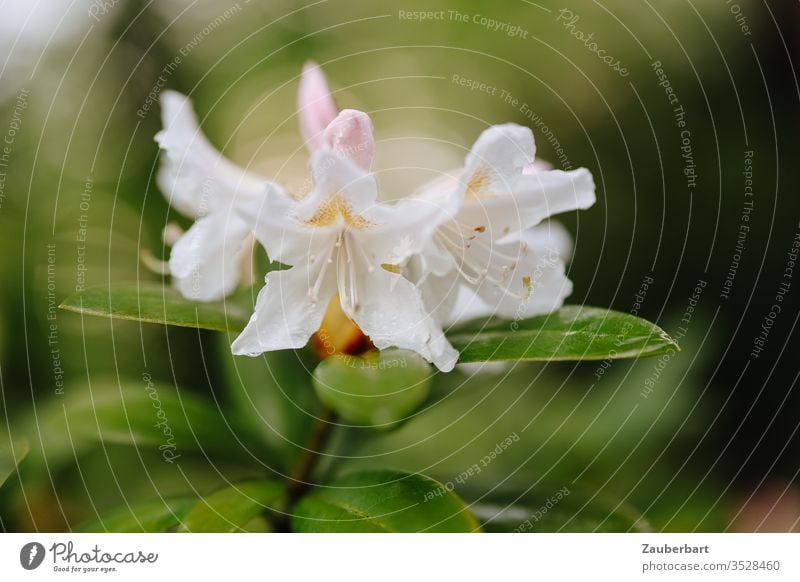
[286,408,338,506]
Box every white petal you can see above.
[446,284,495,325]
[455,167,596,237]
[156,90,268,218]
[493,227,574,317]
[413,239,455,279]
[359,195,456,265]
[243,153,381,271]
[242,182,338,267]
[463,123,536,185]
[231,263,336,356]
[304,150,379,217]
[516,219,573,259]
[450,222,575,323]
[415,262,462,325]
[523,159,553,174]
[349,265,458,372]
[168,211,252,302]
[412,169,462,205]
[353,170,462,267]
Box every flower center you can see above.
[304,194,374,229]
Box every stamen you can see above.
[344,236,358,311]
[333,233,359,317]
[466,231,525,264]
[349,245,358,311]
[336,233,347,309]
[353,240,375,273]
[309,237,336,302]
[434,220,531,300]
[140,249,170,275]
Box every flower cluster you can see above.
[155,62,596,372]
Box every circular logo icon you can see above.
[19,542,46,570]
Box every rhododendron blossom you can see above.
[154,62,596,371]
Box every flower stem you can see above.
[286,407,338,505]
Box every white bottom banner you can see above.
[1,533,797,580]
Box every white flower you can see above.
[155,90,272,301]
[230,139,459,371]
[155,61,596,373]
[410,123,596,325]
[155,61,363,302]
[156,63,459,370]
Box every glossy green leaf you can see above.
[0,438,28,488]
[59,283,250,332]
[61,290,676,365]
[63,380,273,464]
[179,480,284,532]
[470,485,651,533]
[312,350,432,428]
[449,306,678,363]
[76,498,196,532]
[291,470,480,532]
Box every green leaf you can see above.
[448,306,678,363]
[59,283,250,332]
[470,485,651,533]
[179,480,284,532]
[0,438,28,488]
[63,380,273,464]
[61,288,676,365]
[312,350,432,428]
[76,498,196,532]
[70,384,211,451]
[291,470,480,532]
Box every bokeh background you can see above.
[1,0,798,532]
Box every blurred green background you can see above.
[0,0,798,532]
